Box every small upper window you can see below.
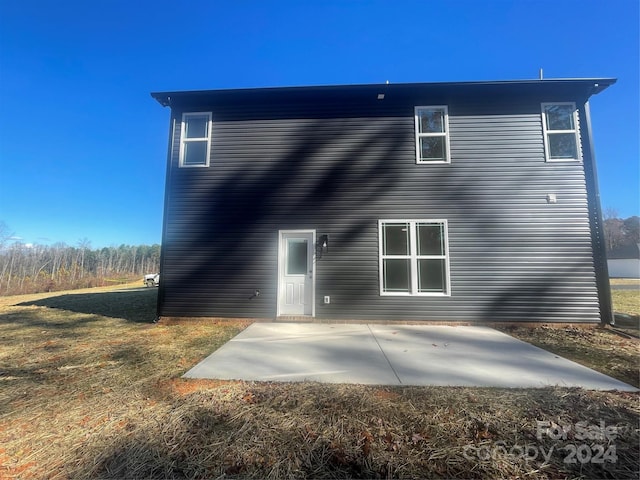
[541,103,580,161]
[414,106,451,164]
[179,112,212,167]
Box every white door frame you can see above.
[277,229,316,317]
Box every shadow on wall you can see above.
[481,265,596,323]
[19,288,158,324]
[163,105,601,321]
[163,117,407,314]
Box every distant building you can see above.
[151,78,615,324]
[608,244,640,278]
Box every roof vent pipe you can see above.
[539,68,544,80]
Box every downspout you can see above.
[579,100,614,325]
[154,101,176,321]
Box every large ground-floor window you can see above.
[378,219,450,296]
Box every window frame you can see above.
[179,112,212,168]
[541,102,581,162]
[378,219,451,296]
[414,106,451,164]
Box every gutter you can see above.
[580,100,614,325]
[154,112,175,320]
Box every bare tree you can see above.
[77,238,91,279]
[0,221,12,250]
[604,208,621,252]
[0,221,14,286]
[0,239,161,295]
[623,216,640,245]
[603,208,640,253]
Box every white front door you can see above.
[278,231,314,316]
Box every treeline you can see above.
[0,242,161,296]
[603,211,639,253]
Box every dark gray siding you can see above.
[158,93,601,323]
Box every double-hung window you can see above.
[379,220,450,296]
[414,106,451,163]
[179,112,212,167]
[541,103,580,161]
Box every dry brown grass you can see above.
[496,325,639,389]
[611,290,640,318]
[609,278,640,319]
[1,285,638,479]
[610,278,640,286]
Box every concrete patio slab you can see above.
[183,323,637,391]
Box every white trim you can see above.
[378,219,451,296]
[170,117,177,163]
[179,112,212,167]
[541,102,581,162]
[414,106,451,164]
[277,229,316,317]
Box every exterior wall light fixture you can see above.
[316,235,329,258]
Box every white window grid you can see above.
[179,112,212,167]
[541,102,581,162]
[414,106,451,164]
[378,219,451,296]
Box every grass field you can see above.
[0,284,638,479]
[611,289,640,318]
[609,278,640,286]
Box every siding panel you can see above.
[158,93,601,323]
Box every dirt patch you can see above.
[158,378,238,396]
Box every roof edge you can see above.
[151,77,617,107]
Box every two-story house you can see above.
[151,78,615,324]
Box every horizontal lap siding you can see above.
[159,97,600,323]
[443,109,597,322]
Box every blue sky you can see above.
[0,0,638,248]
